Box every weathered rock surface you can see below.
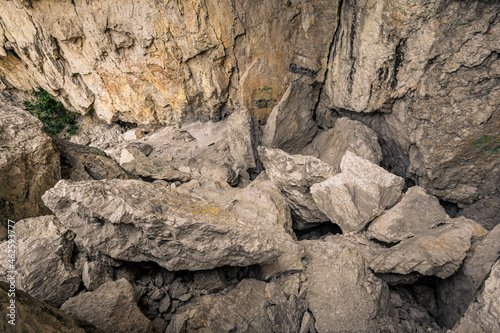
[42,179,283,271]
[0,281,87,333]
[226,108,261,173]
[82,261,114,292]
[436,224,500,328]
[61,279,152,333]
[369,220,475,279]
[0,93,60,228]
[0,0,338,124]
[54,138,131,181]
[167,278,307,333]
[311,151,404,233]
[262,78,318,153]
[258,146,337,228]
[316,0,500,221]
[451,259,500,333]
[367,186,449,243]
[0,215,80,307]
[302,236,394,333]
[301,117,382,167]
[119,146,190,182]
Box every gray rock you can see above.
[0,93,60,228]
[302,117,382,168]
[61,279,152,333]
[451,259,500,333]
[367,186,449,243]
[0,281,87,333]
[226,108,261,172]
[0,215,80,307]
[42,179,283,271]
[126,142,153,156]
[436,224,500,328]
[119,146,190,182]
[302,235,393,333]
[262,78,318,154]
[82,261,114,292]
[369,220,476,279]
[311,151,404,233]
[298,312,316,333]
[158,294,171,314]
[193,270,227,293]
[167,278,307,333]
[258,146,337,228]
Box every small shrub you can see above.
[24,87,79,136]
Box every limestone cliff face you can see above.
[0,0,337,124]
[0,0,499,221]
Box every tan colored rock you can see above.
[61,279,152,333]
[0,93,60,228]
[226,108,261,172]
[42,179,283,271]
[311,151,404,233]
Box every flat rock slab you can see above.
[369,221,475,279]
[367,186,449,243]
[311,151,404,233]
[42,179,282,271]
[61,279,152,333]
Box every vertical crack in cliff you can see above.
[312,0,344,122]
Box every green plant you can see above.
[472,136,499,153]
[24,87,79,136]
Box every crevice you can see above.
[439,199,461,218]
[294,221,343,241]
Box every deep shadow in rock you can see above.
[294,221,343,241]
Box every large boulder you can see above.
[226,108,261,173]
[61,279,152,333]
[436,224,500,328]
[0,93,60,229]
[167,278,307,333]
[258,146,337,229]
[0,281,87,333]
[311,151,404,233]
[0,215,81,307]
[301,236,394,333]
[367,186,450,243]
[301,117,382,168]
[451,259,500,333]
[42,179,283,271]
[369,219,476,279]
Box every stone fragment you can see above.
[262,78,318,154]
[126,142,153,156]
[158,295,171,314]
[302,236,393,333]
[367,186,449,243]
[42,179,282,271]
[311,151,404,233]
[193,270,227,293]
[166,279,307,333]
[120,146,190,182]
[61,279,152,333]
[302,117,382,167]
[226,108,261,172]
[369,221,475,279]
[451,259,500,333]
[436,224,500,328]
[0,215,80,307]
[82,261,114,291]
[0,281,86,333]
[0,94,60,227]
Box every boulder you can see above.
[42,179,282,271]
[61,279,152,333]
[302,236,393,333]
[369,220,476,279]
[301,117,382,167]
[166,278,307,333]
[311,151,404,233]
[262,78,318,154]
[367,186,449,243]
[119,146,190,182]
[258,146,337,228]
[226,108,261,173]
[436,224,500,328]
[0,281,87,333]
[451,259,500,333]
[0,215,81,307]
[82,261,114,291]
[0,93,60,228]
